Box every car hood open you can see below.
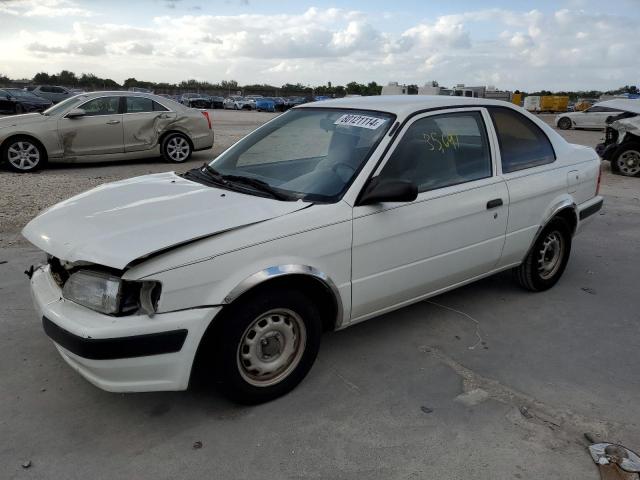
[22,172,311,270]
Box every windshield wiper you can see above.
[220,174,294,201]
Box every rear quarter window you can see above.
[488,107,555,173]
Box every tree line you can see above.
[0,70,383,96]
[0,70,637,100]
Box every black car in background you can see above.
[0,88,53,114]
[209,96,224,108]
[180,93,213,109]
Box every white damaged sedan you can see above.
[24,96,603,403]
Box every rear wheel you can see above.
[513,217,572,291]
[161,133,192,163]
[207,288,322,404]
[2,136,46,172]
[613,144,640,177]
[557,117,572,130]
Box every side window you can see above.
[40,86,52,93]
[378,111,492,193]
[488,108,555,173]
[153,101,168,111]
[126,97,153,113]
[78,97,120,116]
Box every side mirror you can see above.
[358,177,418,206]
[66,108,86,118]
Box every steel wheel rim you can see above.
[7,141,40,170]
[166,136,190,162]
[237,308,307,387]
[618,150,640,176]
[537,231,564,280]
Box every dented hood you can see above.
[22,172,310,269]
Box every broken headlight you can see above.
[61,270,161,316]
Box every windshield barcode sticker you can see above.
[334,114,386,130]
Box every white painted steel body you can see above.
[24,96,603,392]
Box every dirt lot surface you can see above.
[1,109,639,480]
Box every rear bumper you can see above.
[576,196,603,233]
[31,265,220,392]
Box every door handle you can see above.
[106,120,120,125]
[486,198,503,209]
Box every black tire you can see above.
[612,143,640,177]
[15,103,23,114]
[513,217,572,292]
[557,117,572,130]
[207,288,322,404]
[1,136,46,173]
[161,132,192,163]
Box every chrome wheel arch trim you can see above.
[223,265,344,330]
[522,199,576,263]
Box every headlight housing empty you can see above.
[62,270,161,316]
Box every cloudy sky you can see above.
[1,0,639,90]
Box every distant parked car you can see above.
[209,96,224,109]
[556,100,625,130]
[255,98,276,112]
[0,91,213,172]
[223,97,255,110]
[180,93,213,109]
[0,88,53,114]
[27,85,73,104]
[285,97,306,109]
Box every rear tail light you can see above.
[201,110,212,129]
[596,165,602,195]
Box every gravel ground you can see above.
[0,109,280,247]
[0,110,626,247]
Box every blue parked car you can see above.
[255,98,276,112]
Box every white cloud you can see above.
[0,5,638,90]
[0,0,93,17]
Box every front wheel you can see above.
[210,289,322,404]
[612,144,640,177]
[161,133,192,163]
[2,136,46,172]
[557,117,572,130]
[513,217,572,291]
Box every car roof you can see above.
[595,99,640,114]
[296,95,516,117]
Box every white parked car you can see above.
[556,100,626,130]
[24,96,603,403]
[223,96,256,110]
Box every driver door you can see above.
[57,96,124,156]
[350,108,508,321]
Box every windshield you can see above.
[208,108,394,202]
[42,95,87,116]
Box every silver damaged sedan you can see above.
[0,91,214,172]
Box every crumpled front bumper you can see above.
[30,265,220,392]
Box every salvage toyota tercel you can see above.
[23,96,604,403]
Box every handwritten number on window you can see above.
[423,132,460,153]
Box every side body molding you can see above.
[223,265,345,329]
